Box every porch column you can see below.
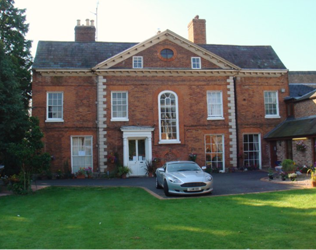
[122,136,129,167]
[146,135,153,160]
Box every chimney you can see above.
[75,19,96,42]
[188,15,206,44]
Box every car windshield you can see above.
[167,163,201,172]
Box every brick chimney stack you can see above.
[75,19,96,42]
[188,15,206,44]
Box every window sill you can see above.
[159,140,181,144]
[265,115,281,119]
[111,118,129,122]
[207,117,225,121]
[45,119,64,123]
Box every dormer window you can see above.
[133,56,143,68]
[191,57,201,69]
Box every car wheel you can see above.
[163,179,170,196]
[155,177,162,189]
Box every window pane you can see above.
[112,92,128,119]
[264,91,278,115]
[47,92,63,120]
[72,136,93,173]
[205,135,224,172]
[207,91,222,117]
[160,92,178,141]
[243,134,260,168]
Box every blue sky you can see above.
[15,0,316,71]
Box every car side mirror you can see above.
[157,167,165,172]
[202,166,207,171]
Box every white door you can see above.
[128,139,146,176]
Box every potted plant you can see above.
[288,173,297,181]
[268,168,274,180]
[76,167,86,179]
[117,166,132,178]
[189,153,197,162]
[144,160,155,177]
[85,166,93,178]
[281,159,295,173]
[307,168,316,187]
[280,171,287,181]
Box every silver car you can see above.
[155,161,213,196]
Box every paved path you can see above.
[32,171,311,199]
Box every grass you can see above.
[0,186,316,249]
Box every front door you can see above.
[128,139,146,176]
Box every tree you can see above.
[0,0,32,170]
[0,0,32,108]
[7,117,51,194]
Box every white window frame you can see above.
[207,91,224,120]
[46,92,64,122]
[191,57,201,69]
[158,90,181,144]
[264,91,280,118]
[71,136,93,174]
[242,133,262,169]
[133,56,143,69]
[205,134,225,173]
[111,91,129,122]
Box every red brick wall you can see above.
[188,17,206,44]
[113,40,220,69]
[295,99,316,118]
[32,73,98,172]
[75,26,95,42]
[235,75,289,167]
[106,75,231,167]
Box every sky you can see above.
[14,0,316,71]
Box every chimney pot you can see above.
[75,19,96,42]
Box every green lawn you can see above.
[1,187,315,249]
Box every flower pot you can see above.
[268,175,273,180]
[312,181,316,187]
[76,175,85,179]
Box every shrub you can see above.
[281,159,295,173]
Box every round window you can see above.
[160,49,174,59]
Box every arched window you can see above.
[158,91,180,143]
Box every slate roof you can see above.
[199,44,286,69]
[33,40,286,70]
[289,84,315,98]
[33,41,137,69]
[289,71,316,83]
[264,116,316,140]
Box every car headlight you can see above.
[206,175,213,182]
[167,176,182,184]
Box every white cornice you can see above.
[92,29,240,71]
[34,69,94,76]
[34,68,287,77]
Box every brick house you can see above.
[32,16,289,176]
[265,71,316,167]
